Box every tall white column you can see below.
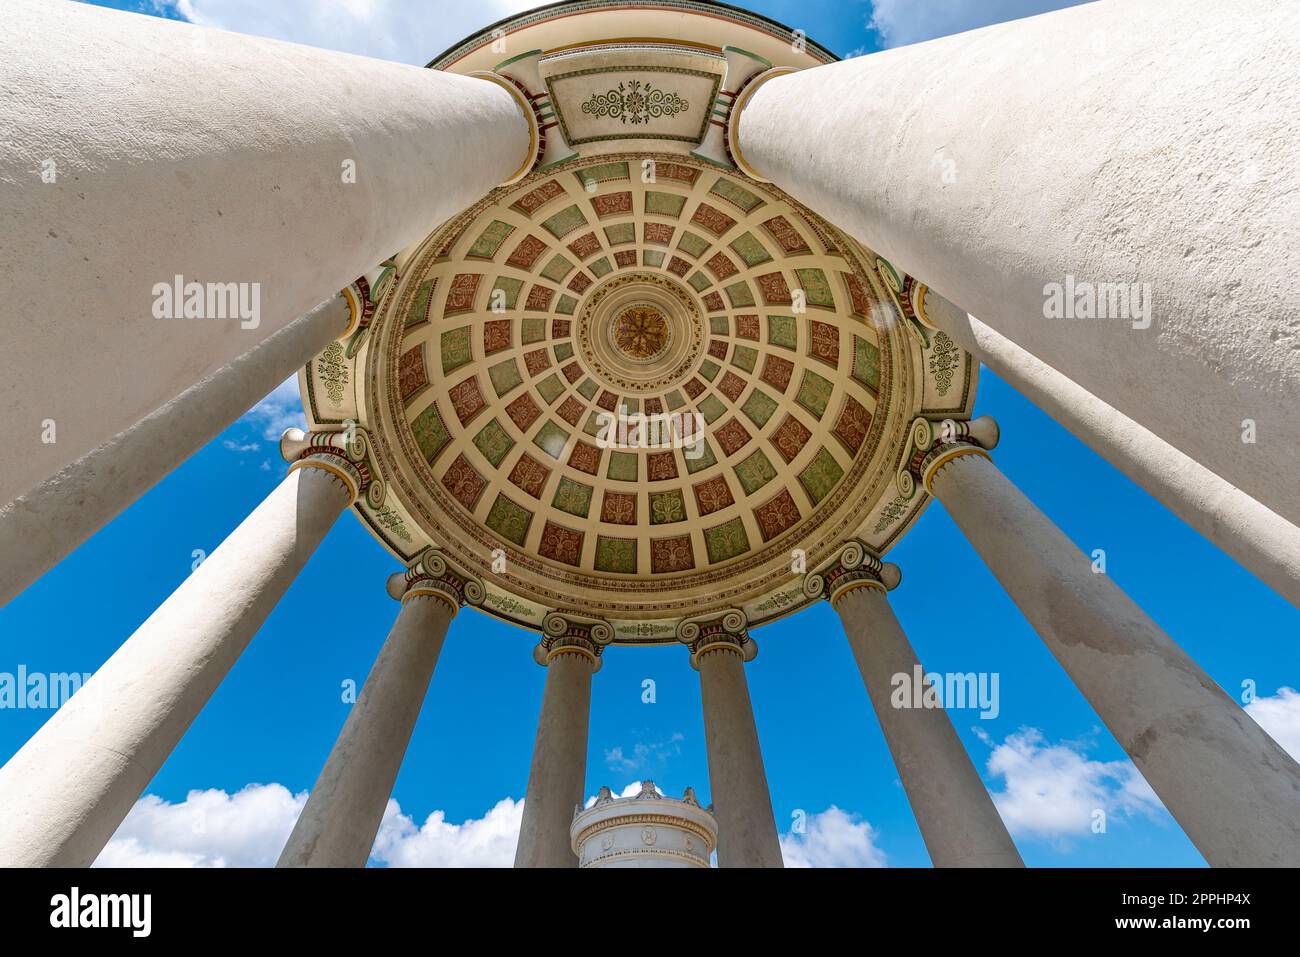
[679,612,782,868]
[913,420,1300,866]
[806,543,1022,867]
[513,613,611,868]
[0,296,353,610]
[916,287,1300,610]
[0,0,535,507]
[734,0,1300,525]
[0,428,370,867]
[278,549,484,867]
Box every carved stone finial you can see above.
[534,610,614,671]
[803,540,901,608]
[676,608,755,669]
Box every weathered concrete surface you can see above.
[278,594,454,868]
[514,650,594,868]
[698,648,783,867]
[0,0,529,506]
[921,290,1300,610]
[930,452,1300,867]
[0,297,350,609]
[0,465,352,867]
[837,585,1023,867]
[738,0,1300,525]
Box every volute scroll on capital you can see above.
[280,425,385,509]
[803,540,901,609]
[385,545,486,614]
[675,609,755,669]
[534,610,614,671]
[895,415,1000,499]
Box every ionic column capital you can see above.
[803,540,901,609]
[676,609,755,669]
[534,611,614,671]
[894,415,1000,499]
[340,261,397,341]
[385,546,485,614]
[280,426,386,509]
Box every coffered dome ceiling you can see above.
[299,1,977,643]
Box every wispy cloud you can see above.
[603,732,685,774]
[239,376,306,442]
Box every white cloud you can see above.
[780,806,886,868]
[1245,687,1300,761]
[95,784,524,867]
[979,727,1165,841]
[370,797,523,867]
[239,375,306,441]
[94,784,306,867]
[169,0,544,64]
[867,0,1089,48]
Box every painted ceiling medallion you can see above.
[612,305,670,361]
[299,0,978,643]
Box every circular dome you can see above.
[298,2,978,642]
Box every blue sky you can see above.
[3,0,1295,867]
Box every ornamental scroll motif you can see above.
[927,331,960,396]
[582,80,689,125]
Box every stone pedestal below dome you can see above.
[570,781,717,868]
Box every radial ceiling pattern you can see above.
[299,2,977,642]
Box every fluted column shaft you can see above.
[929,448,1300,866]
[697,645,782,868]
[514,644,596,868]
[834,584,1022,867]
[278,592,455,868]
[1,0,533,507]
[0,296,351,609]
[0,462,354,866]
[918,290,1300,610]
[735,0,1300,524]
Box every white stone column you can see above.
[679,612,783,868]
[0,0,535,507]
[805,543,1022,867]
[915,288,1300,610]
[914,422,1300,867]
[0,296,353,610]
[278,549,484,867]
[0,429,368,867]
[734,0,1300,525]
[513,612,611,868]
